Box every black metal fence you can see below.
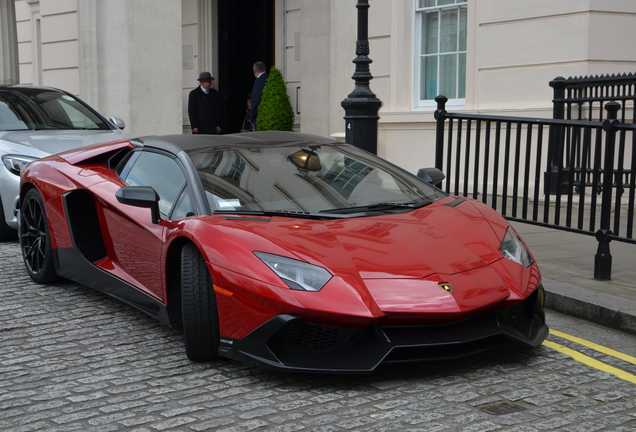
[434,95,635,281]
[547,73,636,194]
[552,73,636,123]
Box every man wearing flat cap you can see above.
[188,72,224,134]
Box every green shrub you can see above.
[256,67,294,131]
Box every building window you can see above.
[415,0,467,106]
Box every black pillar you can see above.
[545,76,567,194]
[434,95,448,170]
[341,0,382,154]
[594,101,620,281]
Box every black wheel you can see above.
[0,196,17,242]
[19,188,57,284]
[180,243,219,362]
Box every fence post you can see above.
[434,95,448,171]
[546,77,566,194]
[594,101,620,281]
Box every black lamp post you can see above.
[341,0,382,154]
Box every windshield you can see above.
[0,89,111,131]
[188,143,445,215]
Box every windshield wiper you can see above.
[213,209,341,220]
[319,199,433,214]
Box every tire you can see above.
[180,243,220,362]
[0,196,17,242]
[19,188,58,284]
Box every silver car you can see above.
[0,86,125,240]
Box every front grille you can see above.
[382,311,500,346]
[266,320,391,371]
[384,335,507,363]
[281,321,341,353]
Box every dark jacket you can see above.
[249,73,268,123]
[188,87,223,134]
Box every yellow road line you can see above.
[550,329,636,366]
[543,340,636,385]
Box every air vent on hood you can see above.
[223,216,271,222]
[445,197,466,208]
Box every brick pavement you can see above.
[0,241,635,432]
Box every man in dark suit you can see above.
[248,61,268,127]
[188,72,224,134]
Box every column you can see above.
[0,0,19,85]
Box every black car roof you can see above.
[137,131,339,155]
[0,85,67,94]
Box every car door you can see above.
[98,149,190,301]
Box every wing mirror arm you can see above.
[116,186,161,224]
[150,205,160,225]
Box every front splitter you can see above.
[219,287,548,373]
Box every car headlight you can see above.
[254,252,332,292]
[2,155,37,176]
[501,227,532,267]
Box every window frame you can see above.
[118,148,193,220]
[413,0,468,110]
[169,186,196,221]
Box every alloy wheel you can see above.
[20,196,48,274]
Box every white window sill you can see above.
[412,98,466,112]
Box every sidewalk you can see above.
[512,222,636,334]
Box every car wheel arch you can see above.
[165,236,213,330]
[20,182,37,205]
[19,182,66,252]
[18,182,39,230]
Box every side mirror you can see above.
[116,186,160,224]
[108,116,126,130]
[417,168,445,188]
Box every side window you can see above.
[122,151,187,217]
[37,94,106,130]
[113,149,136,175]
[171,190,194,220]
[0,100,29,130]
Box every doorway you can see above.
[217,0,275,133]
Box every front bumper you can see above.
[220,287,548,373]
[0,165,20,229]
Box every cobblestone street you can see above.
[1,241,635,432]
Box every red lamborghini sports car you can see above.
[19,132,547,372]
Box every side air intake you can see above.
[64,190,107,262]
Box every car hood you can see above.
[201,198,531,317]
[213,199,504,280]
[0,130,125,158]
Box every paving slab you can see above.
[1,241,636,432]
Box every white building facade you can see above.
[11,0,636,172]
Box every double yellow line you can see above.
[544,329,636,385]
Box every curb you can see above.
[544,278,636,335]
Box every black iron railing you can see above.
[552,73,636,122]
[547,73,636,194]
[434,96,635,281]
